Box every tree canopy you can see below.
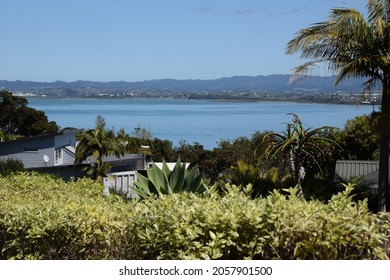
[0,91,59,137]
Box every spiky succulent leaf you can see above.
[169,157,186,193]
[132,157,206,199]
[132,172,152,199]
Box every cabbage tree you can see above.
[261,114,337,198]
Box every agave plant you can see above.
[131,157,206,199]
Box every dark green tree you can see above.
[0,91,28,135]
[336,114,380,160]
[0,91,58,137]
[17,107,58,136]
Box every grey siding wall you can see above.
[335,160,380,181]
[1,147,56,168]
[0,132,77,168]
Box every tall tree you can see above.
[75,115,125,179]
[286,0,390,211]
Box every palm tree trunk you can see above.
[378,73,390,212]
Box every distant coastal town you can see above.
[10,88,381,105]
[0,74,382,105]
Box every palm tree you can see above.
[286,0,390,211]
[261,114,336,198]
[75,115,125,179]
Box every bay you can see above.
[27,98,375,149]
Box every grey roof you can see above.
[0,129,79,146]
[84,153,143,164]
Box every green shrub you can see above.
[128,184,390,260]
[0,158,24,177]
[0,172,136,259]
[0,173,389,260]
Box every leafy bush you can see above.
[220,160,281,198]
[0,173,136,259]
[0,173,389,260]
[0,158,24,177]
[128,184,390,260]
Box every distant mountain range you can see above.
[0,74,370,93]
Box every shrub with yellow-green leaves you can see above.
[0,173,389,259]
[0,173,136,260]
[128,184,390,260]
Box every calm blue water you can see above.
[27,98,375,149]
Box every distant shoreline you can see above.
[24,95,379,106]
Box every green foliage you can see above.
[261,113,337,197]
[0,173,136,259]
[174,140,207,166]
[0,91,59,137]
[117,128,175,162]
[75,115,125,179]
[0,158,24,177]
[335,114,380,160]
[196,132,270,183]
[221,160,280,198]
[0,130,7,142]
[1,173,389,260]
[133,123,153,140]
[131,158,206,198]
[129,184,390,260]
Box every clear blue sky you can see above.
[1,0,367,82]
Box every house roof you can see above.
[0,129,79,146]
[84,153,144,164]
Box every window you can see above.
[55,148,62,164]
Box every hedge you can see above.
[0,173,389,259]
[0,173,135,259]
